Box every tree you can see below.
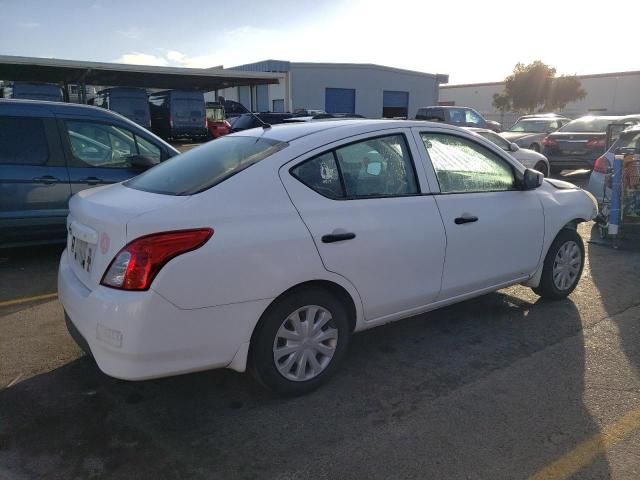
[492,92,511,126]
[504,60,556,113]
[545,75,587,110]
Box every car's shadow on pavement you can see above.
[587,224,640,381]
[0,288,610,479]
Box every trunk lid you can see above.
[545,132,606,158]
[66,183,189,290]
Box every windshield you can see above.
[612,131,640,153]
[477,131,510,150]
[559,117,617,133]
[125,136,287,195]
[510,120,551,133]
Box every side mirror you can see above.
[509,143,520,152]
[129,154,157,171]
[523,168,544,190]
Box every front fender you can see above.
[523,184,597,287]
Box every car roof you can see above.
[419,106,470,110]
[518,116,570,121]
[0,99,178,153]
[229,119,452,143]
[1,98,130,118]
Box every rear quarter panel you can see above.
[127,157,364,322]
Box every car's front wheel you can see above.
[534,161,549,177]
[250,288,351,396]
[533,228,585,300]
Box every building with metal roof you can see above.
[0,55,280,103]
[211,60,449,119]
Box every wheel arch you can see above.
[234,279,361,374]
[523,218,586,288]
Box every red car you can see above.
[205,103,231,139]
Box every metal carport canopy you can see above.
[0,55,280,90]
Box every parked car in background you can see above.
[515,113,568,122]
[500,116,570,152]
[59,120,597,396]
[542,115,640,174]
[294,108,327,116]
[587,123,640,204]
[415,106,502,132]
[90,87,151,129]
[148,90,207,141]
[1,81,64,102]
[0,99,178,247]
[205,102,231,139]
[466,127,550,176]
[230,112,295,131]
[223,99,250,118]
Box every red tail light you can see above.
[101,229,213,291]
[586,138,606,149]
[543,137,557,147]
[593,155,609,174]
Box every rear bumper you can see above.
[544,153,598,169]
[58,249,270,380]
[170,127,207,138]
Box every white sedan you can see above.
[58,120,597,396]
[465,127,551,177]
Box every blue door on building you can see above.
[256,85,269,112]
[325,88,355,114]
[382,90,409,118]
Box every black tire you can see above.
[529,143,541,153]
[250,288,352,396]
[534,161,549,177]
[533,228,585,300]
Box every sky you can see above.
[1,0,639,85]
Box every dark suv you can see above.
[415,106,502,132]
[0,100,179,247]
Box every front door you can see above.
[414,129,545,299]
[281,131,446,323]
[59,119,162,194]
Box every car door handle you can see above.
[81,176,103,185]
[454,216,478,225]
[321,232,356,243]
[33,175,59,185]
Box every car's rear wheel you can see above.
[533,228,585,300]
[529,143,541,153]
[534,161,549,177]
[250,288,351,396]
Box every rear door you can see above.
[171,94,206,131]
[58,119,162,194]
[413,128,544,299]
[0,115,71,245]
[280,129,446,324]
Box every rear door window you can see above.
[0,117,49,165]
[292,134,418,199]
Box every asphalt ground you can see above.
[1,171,640,479]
